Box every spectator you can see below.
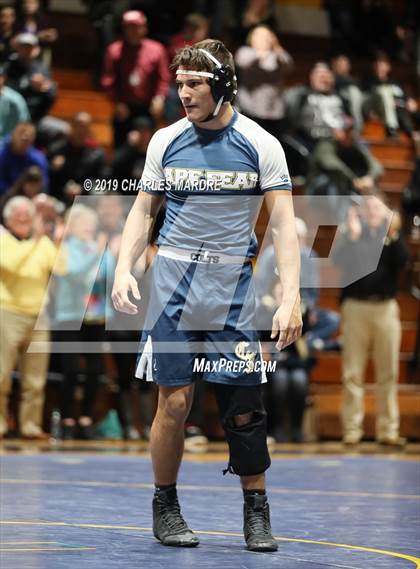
[363,52,417,139]
[32,191,65,241]
[35,114,70,152]
[235,25,293,139]
[53,204,115,440]
[168,13,210,63]
[0,195,66,439]
[233,0,278,45]
[16,0,58,66]
[256,218,340,354]
[111,116,153,183]
[166,13,209,122]
[101,10,170,147]
[286,62,347,152]
[0,4,16,64]
[82,0,127,88]
[330,53,364,133]
[332,196,409,447]
[0,165,45,216]
[96,194,154,440]
[306,118,384,217]
[0,122,49,194]
[48,112,107,203]
[6,32,56,122]
[0,63,31,142]
[402,154,420,219]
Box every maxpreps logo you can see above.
[164,168,259,191]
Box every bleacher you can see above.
[43,18,420,442]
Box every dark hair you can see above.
[0,4,16,12]
[132,115,154,131]
[330,52,350,60]
[9,166,43,197]
[0,166,44,220]
[312,61,330,71]
[19,165,43,182]
[171,39,235,73]
[372,50,390,64]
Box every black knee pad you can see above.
[213,384,271,476]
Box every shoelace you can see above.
[246,505,270,536]
[158,500,189,532]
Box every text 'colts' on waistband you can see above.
[158,246,252,265]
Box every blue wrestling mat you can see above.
[1,452,419,569]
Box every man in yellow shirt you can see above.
[0,195,66,438]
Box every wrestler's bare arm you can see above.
[264,189,302,350]
[112,191,163,314]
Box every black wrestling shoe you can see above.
[153,487,199,547]
[243,494,278,552]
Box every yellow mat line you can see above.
[1,520,419,567]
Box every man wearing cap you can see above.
[101,10,170,147]
[5,32,56,122]
[0,64,30,141]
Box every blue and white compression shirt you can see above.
[140,111,292,258]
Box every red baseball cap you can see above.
[122,10,147,26]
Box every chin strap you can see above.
[212,96,224,116]
[199,96,225,123]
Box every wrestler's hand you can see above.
[112,271,141,314]
[271,294,303,351]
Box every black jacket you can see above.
[6,55,56,121]
[332,223,408,301]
